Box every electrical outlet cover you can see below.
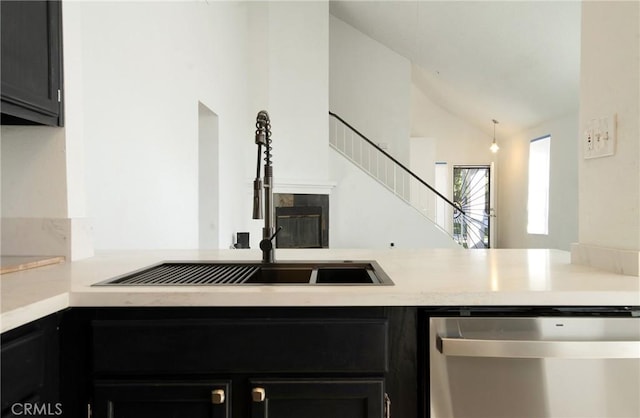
[584,114,616,159]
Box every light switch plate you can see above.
[584,114,616,159]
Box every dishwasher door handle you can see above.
[437,336,640,359]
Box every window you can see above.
[527,135,551,235]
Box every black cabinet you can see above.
[94,381,231,418]
[249,379,384,418]
[1,0,63,126]
[0,313,60,418]
[90,308,392,418]
[93,379,384,418]
[2,307,418,418]
[91,317,388,375]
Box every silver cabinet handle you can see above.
[252,387,266,403]
[211,389,225,405]
[437,336,640,359]
[384,393,391,418]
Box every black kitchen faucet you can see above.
[252,110,281,263]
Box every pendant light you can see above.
[490,119,500,153]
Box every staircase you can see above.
[329,111,488,249]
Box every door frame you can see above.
[450,163,496,248]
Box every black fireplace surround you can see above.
[275,194,329,248]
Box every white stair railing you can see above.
[329,112,468,247]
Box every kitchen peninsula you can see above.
[2,248,638,331]
[1,248,638,418]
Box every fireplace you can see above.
[275,194,329,248]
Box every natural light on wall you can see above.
[527,135,551,235]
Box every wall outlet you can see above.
[584,114,616,159]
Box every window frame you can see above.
[526,135,551,235]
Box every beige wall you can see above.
[498,112,579,250]
[572,1,640,275]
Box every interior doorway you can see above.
[198,102,219,248]
[452,165,493,248]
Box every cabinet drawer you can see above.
[93,318,388,375]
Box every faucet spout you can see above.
[252,110,276,263]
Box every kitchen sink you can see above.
[93,261,393,286]
[244,264,313,284]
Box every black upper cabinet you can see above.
[1,0,63,126]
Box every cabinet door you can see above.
[250,379,384,418]
[0,0,63,126]
[93,381,231,418]
[1,314,59,418]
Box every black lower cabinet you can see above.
[2,307,418,418]
[93,381,231,418]
[249,379,384,418]
[89,308,394,418]
[93,378,383,418]
[0,313,60,418]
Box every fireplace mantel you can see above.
[273,179,337,195]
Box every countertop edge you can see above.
[1,292,70,333]
[1,289,637,333]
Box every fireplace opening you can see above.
[275,194,329,248]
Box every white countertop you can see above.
[1,248,639,333]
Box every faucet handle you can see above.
[252,179,263,219]
[259,227,283,252]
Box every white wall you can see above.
[410,137,436,186]
[0,126,91,259]
[578,1,640,249]
[245,1,330,249]
[77,1,252,250]
[266,1,329,183]
[329,15,411,165]
[198,103,219,249]
[2,1,331,253]
[572,1,640,275]
[1,126,68,218]
[74,1,329,251]
[498,112,579,250]
[411,82,497,168]
[329,148,459,249]
[246,1,329,182]
[409,137,437,224]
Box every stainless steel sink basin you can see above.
[93,261,393,286]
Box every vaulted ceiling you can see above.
[329,1,581,137]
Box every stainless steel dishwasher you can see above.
[427,307,640,418]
